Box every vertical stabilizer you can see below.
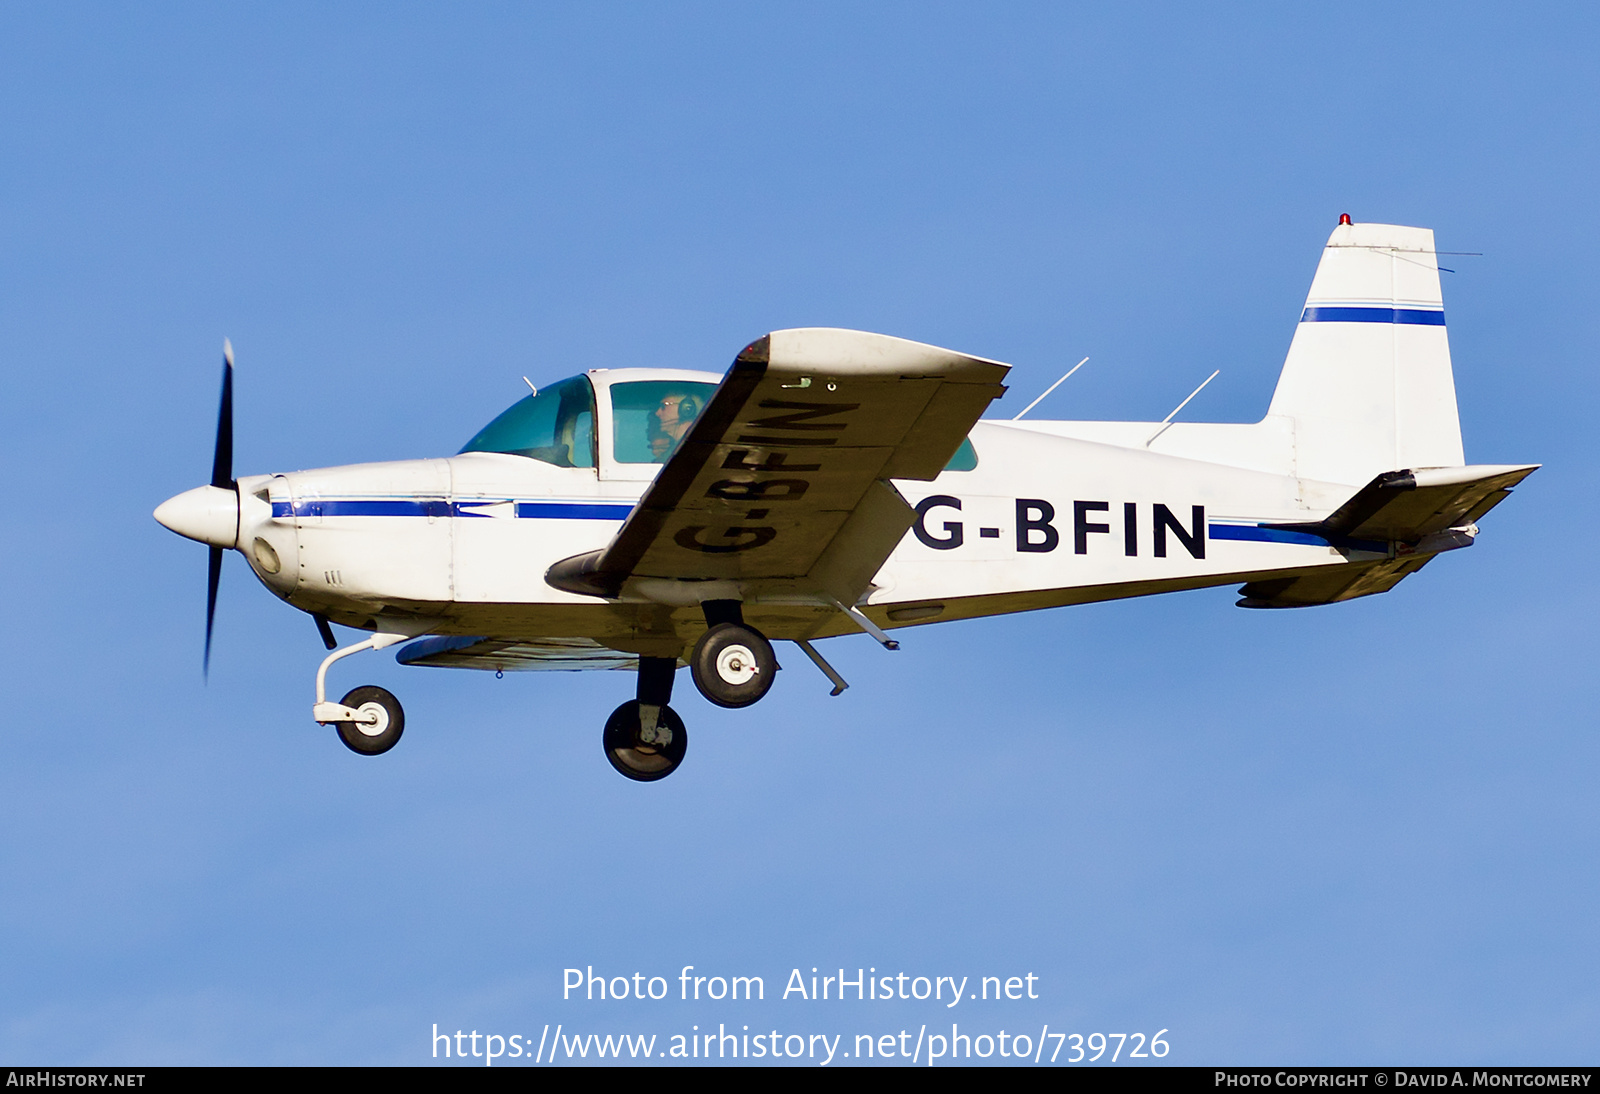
[1266,221,1464,485]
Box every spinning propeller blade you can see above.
[211,339,234,489]
[205,545,223,676]
[203,340,236,678]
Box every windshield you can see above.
[459,375,597,467]
[610,380,718,463]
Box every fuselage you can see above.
[220,368,1382,656]
[150,224,1533,780]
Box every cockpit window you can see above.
[459,375,597,468]
[945,436,978,472]
[610,380,718,463]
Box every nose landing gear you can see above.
[312,630,413,757]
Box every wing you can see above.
[548,328,1009,603]
[396,634,640,671]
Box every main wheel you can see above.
[690,623,777,708]
[336,685,405,755]
[603,700,687,782]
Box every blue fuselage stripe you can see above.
[1210,523,1389,553]
[1209,523,1328,547]
[1300,306,1445,325]
[269,500,632,520]
[513,502,632,520]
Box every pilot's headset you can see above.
[675,392,704,428]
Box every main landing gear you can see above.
[688,600,777,709]
[602,600,779,782]
[604,656,687,781]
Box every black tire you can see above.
[689,623,777,708]
[603,700,687,782]
[336,685,405,755]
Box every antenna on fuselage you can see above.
[1012,356,1089,420]
[522,376,538,396]
[1145,369,1220,447]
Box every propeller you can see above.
[204,340,236,678]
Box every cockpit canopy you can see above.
[459,368,978,474]
[459,373,720,467]
[460,375,597,467]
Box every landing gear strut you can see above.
[313,630,412,757]
[689,600,777,709]
[604,656,687,781]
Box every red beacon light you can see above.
[1339,213,1352,225]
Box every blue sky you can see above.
[1,3,1595,1065]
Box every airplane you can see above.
[154,217,1536,782]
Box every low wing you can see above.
[396,634,640,671]
[548,328,1009,603]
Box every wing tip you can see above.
[735,335,770,367]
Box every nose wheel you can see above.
[334,685,405,755]
[312,631,415,756]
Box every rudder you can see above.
[1265,220,1465,485]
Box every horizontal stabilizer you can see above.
[1238,464,1536,608]
[1271,464,1538,544]
[1237,556,1434,609]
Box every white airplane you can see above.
[155,218,1536,781]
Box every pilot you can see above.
[648,391,704,460]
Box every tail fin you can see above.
[1266,220,1465,485]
